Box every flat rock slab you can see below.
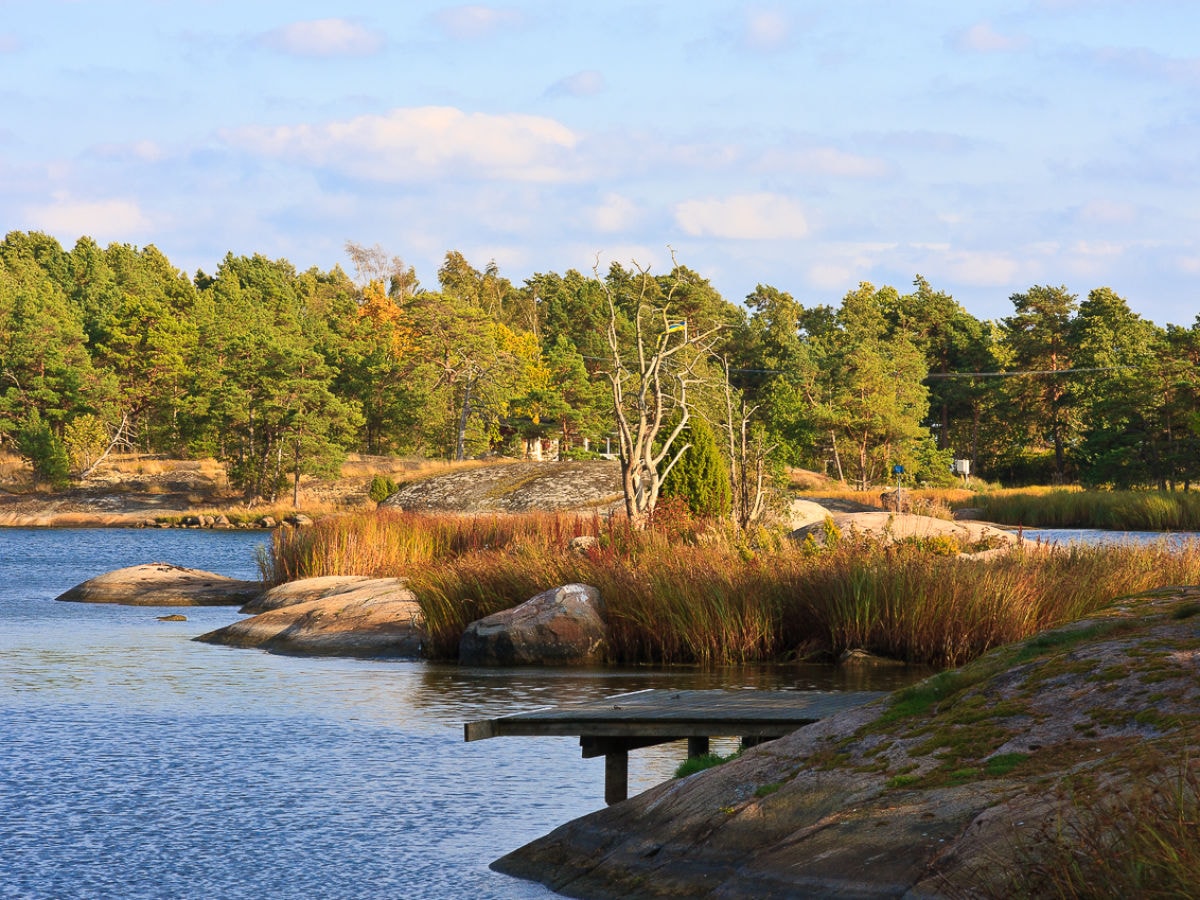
[792,511,1016,549]
[241,574,387,613]
[55,563,262,606]
[197,579,425,658]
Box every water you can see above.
[1019,528,1200,548]
[0,528,924,900]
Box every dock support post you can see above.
[687,736,710,758]
[604,751,628,805]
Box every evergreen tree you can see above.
[660,417,731,517]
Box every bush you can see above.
[368,474,399,503]
[661,417,731,518]
[16,413,70,490]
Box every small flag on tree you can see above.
[665,320,687,334]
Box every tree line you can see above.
[2,229,1199,503]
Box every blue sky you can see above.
[3,1,1199,324]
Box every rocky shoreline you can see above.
[493,591,1200,897]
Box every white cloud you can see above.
[1177,255,1200,275]
[937,249,1023,286]
[222,107,580,183]
[807,263,855,291]
[25,194,150,238]
[91,140,167,163]
[758,146,888,178]
[261,18,383,58]
[674,192,809,240]
[547,70,605,98]
[742,8,792,52]
[587,193,639,232]
[433,6,522,39]
[955,22,1029,53]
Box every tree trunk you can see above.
[456,380,473,462]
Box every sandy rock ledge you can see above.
[197,576,425,658]
[55,563,262,606]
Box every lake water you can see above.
[0,528,924,900]
[1019,528,1200,548]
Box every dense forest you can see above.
[2,229,1199,500]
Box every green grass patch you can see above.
[675,750,742,778]
[754,782,783,798]
[984,752,1029,776]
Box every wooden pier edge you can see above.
[465,689,887,804]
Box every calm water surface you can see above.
[0,528,926,899]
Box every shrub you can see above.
[368,474,398,503]
[16,413,70,490]
[661,417,731,518]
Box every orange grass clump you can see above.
[265,509,1200,668]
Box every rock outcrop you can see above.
[459,584,607,666]
[240,574,377,613]
[791,510,1016,552]
[381,460,623,513]
[196,576,425,658]
[494,590,1200,898]
[55,562,262,606]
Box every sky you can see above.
[3,1,1200,325]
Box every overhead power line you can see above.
[923,365,1137,379]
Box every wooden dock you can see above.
[465,689,886,804]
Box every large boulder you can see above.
[196,576,424,658]
[55,563,261,606]
[791,511,1017,552]
[781,498,833,531]
[459,584,607,666]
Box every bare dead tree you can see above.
[76,412,133,480]
[344,240,419,299]
[716,358,777,529]
[597,253,726,526]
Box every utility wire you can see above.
[580,352,1137,380]
[923,366,1137,379]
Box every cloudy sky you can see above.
[3,1,1199,323]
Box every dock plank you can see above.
[465,689,886,741]
[464,688,887,804]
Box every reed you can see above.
[977,488,1200,530]
[263,510,1200,669]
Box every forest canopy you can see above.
[3,230,1199,499]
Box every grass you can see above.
[674,750,742,778]
[1007,751,1200,899]
[975,488,1200,531]
[262,508,1200,668]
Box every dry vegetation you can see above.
[264,506,1200,668]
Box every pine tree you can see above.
[661,417,731,517]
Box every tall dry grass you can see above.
[265,510,1200,668]
[977,488,1200,530]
